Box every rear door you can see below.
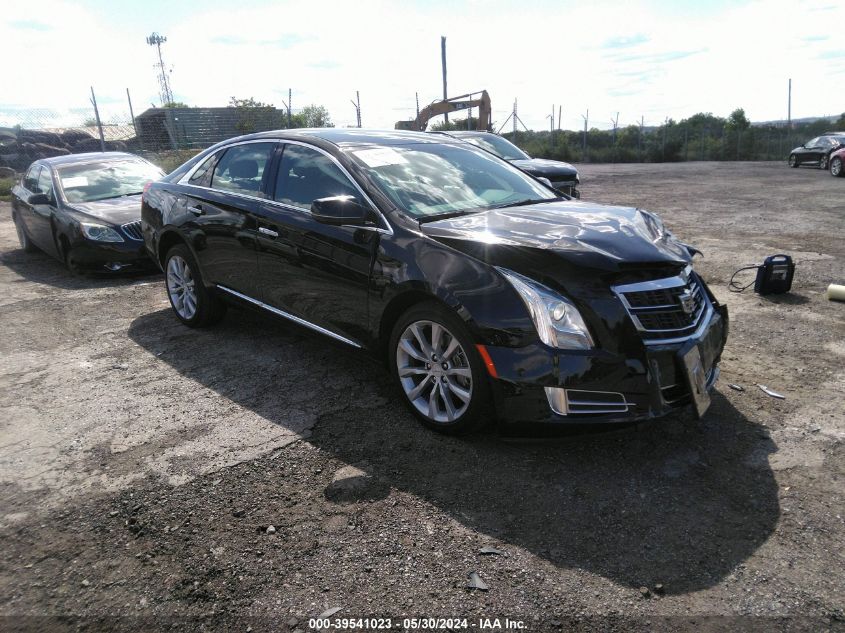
[181,141,277,298]
[253,142,381,345]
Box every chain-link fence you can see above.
[0,100,305,176]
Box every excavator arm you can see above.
[396,91,491,131]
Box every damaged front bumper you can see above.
[483,300,728,425]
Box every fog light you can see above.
[544,386,568,415]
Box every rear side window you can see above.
[23,165,40,191]
[274,144,360,209]
[189,153,218,187]
[211,143,275,197]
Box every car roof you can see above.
[821,131,845,136]
[231,128,461,148]
[442,130,495,138]
[38,152,147,167]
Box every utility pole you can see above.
[441,36,448,124]
[581,109,589,161]
[288,88,292,127]
[787,78,792,129]
[146,32,174,107]
[90,87,106,152]
[638,115,644,161]
[611,112,619,163]
[558,105,562,130]
[350,91,361,127]
[513,99,518,136]
[548,105,554,134]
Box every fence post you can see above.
[90,87,106,152]
[126,88,137,137]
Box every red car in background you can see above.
[829,146,845,177]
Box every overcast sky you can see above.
[2,0,844,131]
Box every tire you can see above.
[389,301,491,434]
[12,213,37,253]
[164,244,226,327]
[831,156,844,178]
[788,154,799,168]
[820,154,829,170]
[62,240,83,275]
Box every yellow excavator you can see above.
[395,91,491,132]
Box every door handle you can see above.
[188,205,203,216]
[259,227,279,238]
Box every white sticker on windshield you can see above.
[353,148,408,168]
[62,176,89,188]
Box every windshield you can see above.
[459,134,530,161]
[348,143,555,219]
[57,160,164,203]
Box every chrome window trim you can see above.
[177,138,393,235]
[216,285,363,349]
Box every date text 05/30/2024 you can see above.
[307,617,527,630]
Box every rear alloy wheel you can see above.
[830,156,844,177]
[788,154,799,168]
[12,214,37,253]
[164,244,226,327]
[820,154,829,170]
[390,302,490,434]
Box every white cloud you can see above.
[1,0,844,131]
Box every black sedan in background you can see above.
[437,130,580,197]
[11,152,164,272]
[788,132,845,169]
[142,129,727,434]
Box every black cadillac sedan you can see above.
[11,152,164,273]
[142,129,727,433]
[436,130,580,197]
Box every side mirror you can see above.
[27,193,51,206]
[310,196,373,226]
[536,176,554,188]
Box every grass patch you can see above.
[0,177,14,202]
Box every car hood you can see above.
[419,200,691,274]
[66,195,142,225]
[511,158,578,179]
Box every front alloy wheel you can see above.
[390,302,490,434]
[397,320,473,424]
[831,156,844,177]
[820,154,829,170]
[788,154,799,168]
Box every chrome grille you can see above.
[566,389,629,415]
[613,269,710,344]
[121,220,143,241]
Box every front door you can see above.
[28,166,60,257]
[254,142,380,345]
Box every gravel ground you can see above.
[0,161,843,632]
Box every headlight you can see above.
[498,268,594,350]
[80,222,124,242]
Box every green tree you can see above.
[726,108,750,131]
[297,104,333,128]
[228,96,279,133]
[163,101,190,108]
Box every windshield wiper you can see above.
[417,209,481,224]
[491,197,559,209]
